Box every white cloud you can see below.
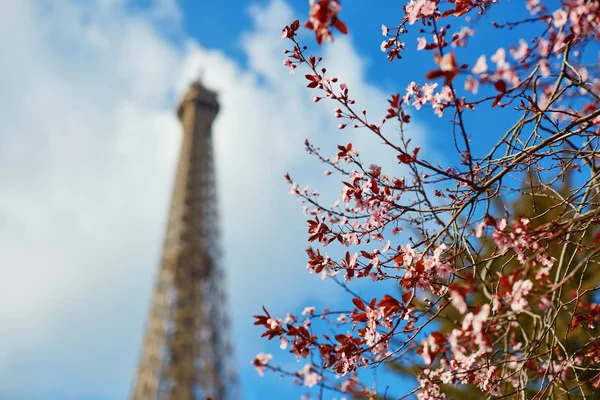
[0,0,425,399]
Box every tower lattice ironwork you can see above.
[131,81,236,400]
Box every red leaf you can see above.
[378,294,403,317]
[402,291,412,304]
[352,297,366,311]
[494,79,507,93]
[332,18,348,34]
[492,93,505,107]
[335,334,347,343]
[398,153,414,164]
[570,313,588,332]
[378,294,399,307]
[351,312,367,322]
[370,179,380,194]
[388,93,400,108]
[484,214,497,227]
[394,253,404,265]
[369,297,377,308]
[425,69,445,80]
[441,9,456,18]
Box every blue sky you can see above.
[0,0,561,399]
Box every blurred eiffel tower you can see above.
[131,80,237,400]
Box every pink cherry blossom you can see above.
[302,306,316,316]
[509,279,533,313]
[253,353,272,377]
[472,55,488,74]
[552,8,568,28]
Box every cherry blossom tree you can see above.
[389,173,600,398]
[254,1,600,398]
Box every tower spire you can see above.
[131,81,236,400]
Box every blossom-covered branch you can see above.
[255,0,600,398]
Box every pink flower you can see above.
[382,240,391,252]
[438,85,453,102]
[538,296,552,311]
[475,221,485,237]
[253,353,272,377]
[280,336,289,349]
[472,304,490,338]
[510,279,533,313]
[526,0,542,15]
[539,59,551,77]
[421,334,441,365]
[300,364,321,387]
[417,369,446,399]
[381,39,390,52]
[421,82,438,100]
[405,1,422,24]
[372,254,380,267]
[283,58,296,73]
[452,27,474,48]
[302,306,316,316]
[491,48,508,71]
[472,55,488,74]
[284,313,296,323]
[381,24,389,36]
[450,290,468,314]
[510,39,529,60]
[404,81,419,103]
[535,266,551,280]
[438,53,457,72]
[498,218,507,231]
[432,86,453,117]
[538,39,551,57]
[364,307,384,346]
[417,37,427,50]
[421,1,436,17]
[552,8,568,28]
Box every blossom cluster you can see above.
[255,0,600,398]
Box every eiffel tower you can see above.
[131,81,236,400]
